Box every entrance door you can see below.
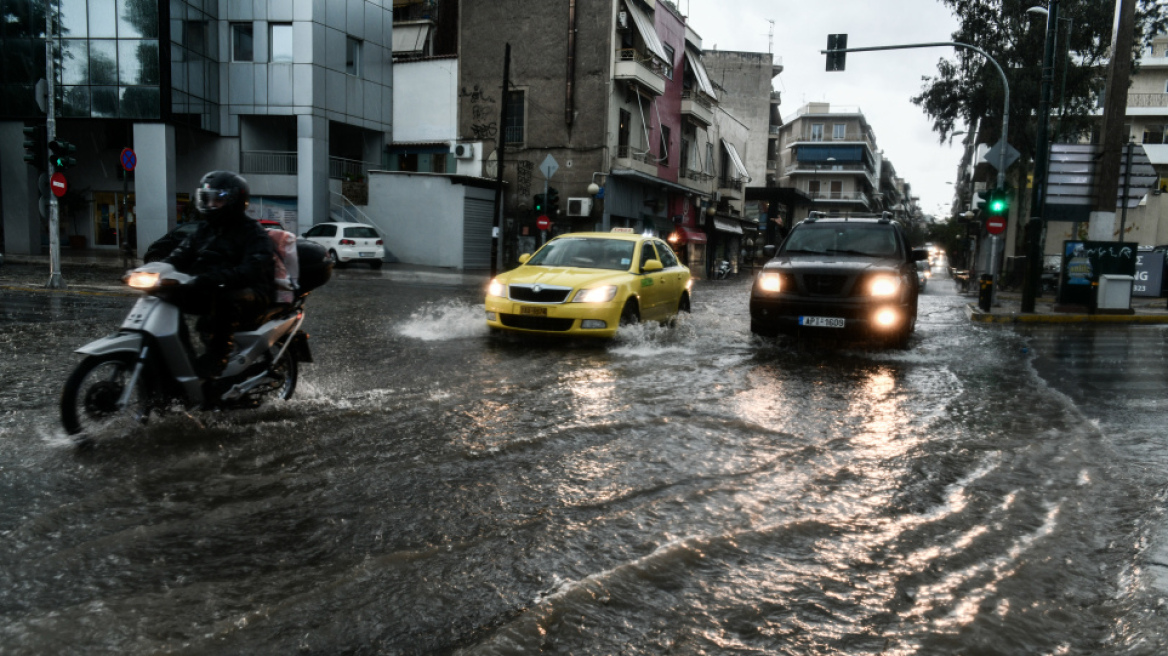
[92,192,136,249]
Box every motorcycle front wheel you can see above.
[60,353,152,441]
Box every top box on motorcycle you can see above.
[296,239,333,295]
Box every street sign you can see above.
[539,154,558,180]
[986,215,1006,235]
[120,147,137,171]
[50,172,67,197]
[536,215,551,230]
[1045,143,1156,221]
[983,139,1020,172]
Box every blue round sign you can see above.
[120,147,137,171]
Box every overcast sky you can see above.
[684,0,967,217]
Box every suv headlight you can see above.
[572,285,617,303]
[869,275,901,297]
[487,279,507,298]
[758,271,782,293]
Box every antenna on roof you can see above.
[767,20,775,54]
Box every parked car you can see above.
[143,221,202,263]
[302,222,385,268]
[749,215,927,347]
[485,230,693,338]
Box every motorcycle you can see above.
[712,260,732,280]
[60,252,329,443]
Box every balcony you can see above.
[770,90,782,104]
[242,150,297,176]
[802,189,873,207]
[785,161,877,187]
[1128,93,1168,108]
[614,144,659,177]
[614,49,666,97]
[681,91,714,127]
[329,156,375,180]
[769,125,781,136]
[718,177,744,200]
[680,167,715,193]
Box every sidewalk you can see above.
[965,289,1168,324]
[0,249,485,293]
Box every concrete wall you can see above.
[703,50,774,185]
[394,58,459,143]
[366,171,467,268]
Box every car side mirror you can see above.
[912,249,929,262]
[642,259,664,273]
[763,244,776,259]
[518,253,531,264]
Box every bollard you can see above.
[978,274,993,312]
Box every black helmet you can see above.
[195,171,250,223]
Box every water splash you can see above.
[396,301,490,341]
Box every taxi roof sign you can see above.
[611,227,635,233]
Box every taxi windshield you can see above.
[782,224,900,258]
[526,238,635,271]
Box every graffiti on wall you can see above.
[516,160,534,199]
[462,84,498,140]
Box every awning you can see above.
[722,139,750,181]
[668,226,707,245]
[623,0,670,63]
[713,217,743,234]
[393,23,431,53]
[610,168,710,197]
[685,50,717,100]
[1142,144,1168,165]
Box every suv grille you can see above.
[802,274,848,296]
[508,285,572,303]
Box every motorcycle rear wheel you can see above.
[60,353,152,441]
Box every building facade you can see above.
[1,0,394,257]
[775,103,882,219]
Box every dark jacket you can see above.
[164,215,276,302]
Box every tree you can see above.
[914,0,1168,192]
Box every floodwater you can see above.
[3,267,1168,655]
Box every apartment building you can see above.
[1,0,393,257]
[774,103,882,219]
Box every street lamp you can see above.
[1021,0,1061,312]
[1027,6,1074,143]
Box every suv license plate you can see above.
[520,306,548,317]
[800,316,844,328]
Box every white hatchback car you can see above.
[302,222,386,269]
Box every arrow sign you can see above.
[539,154,559,180]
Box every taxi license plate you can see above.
[359,252,375,257]
[520,306,547,316]
[799,316,844,328]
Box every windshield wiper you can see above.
[782,248,826,255]
[826,249,880,257]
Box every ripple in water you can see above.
[396,301,490,341]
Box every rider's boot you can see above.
[195,333,235,380]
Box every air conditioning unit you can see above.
[617,11,628,30]
[712,191,722,202]
[567,197,593,217]
[453,143,475,160]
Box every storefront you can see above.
[92,192,136,250]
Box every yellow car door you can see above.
[636,241,670,320]
[652,240,688,313]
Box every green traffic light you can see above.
[989,198,1007,212]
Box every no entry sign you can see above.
[986,216,1006,235]
[50,172,67,197]
[537,215,550,230]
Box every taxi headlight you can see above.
[573,285,617,303]
[487,279,507,298]
[869,275,900,297]
[126,271,160,289]
[758,271,782,293]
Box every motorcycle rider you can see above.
[164,171,275,379]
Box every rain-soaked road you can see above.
[3,266,1168,654]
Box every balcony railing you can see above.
[681,90,713,109]
[786,162,871,175]
[504,126,524,145]
[1128,92,1168,107]
[615,49,666,96]
[616,144,657,165]
[719,177,743,191]
[682,168,714,182]
[770,90,781,103]
[329,156,374,180]
[242,150,297,176]
[802,190,871,203]
[797,131,873,143]
[769,125,781,135]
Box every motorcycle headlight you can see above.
[572,285,617,303]
[487,279,507,298]
[758,271,782,293]
[125,271,160,289]
[869,275,901,297]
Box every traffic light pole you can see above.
[1020,0,1060,313]
[490,43,511,279]
[44,4,64,289]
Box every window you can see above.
[659,125,671,166]
[504,90,525,144]
[619,109,631,152]
[640,242,659,269]
[305,224,337,238]
[808,180,821,196]
[655,241,679,268]
[706,142,715,174]
[833,124,846,140]
[830,181,843,198]
[270,24,294,63]
[232,23,254,62]
[432,153,448,173]
[811,124,824,141]
[346,37,362,76]
[662,43,675,79]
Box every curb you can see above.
[966,303,1168,324]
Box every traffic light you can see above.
[533,193,546,214]
[972,191,986,212]
[49,139,77,170]
[546,187,560,217]
[22,124,46,170]
[826,34,847,72]
[987,187,1009,215]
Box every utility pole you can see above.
[1020,0,1059,312]
[45,1,64,289]
[490,43,511,279]
[1091,0,1138,240]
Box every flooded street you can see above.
[3,270,1168,654]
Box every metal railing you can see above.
[786,162,871,175]
[718,178,743,191]
[503,126,524,145]
[616,144,656,164]
[242,150,297,175]
[769,125,782,135]
[329,156,374,180]
[770,90,782,103]
[616,48,665,77]
[797,131,873,144]
[681,90,713,109]
[801,189,871,202]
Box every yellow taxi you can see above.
[486,230,693,338]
